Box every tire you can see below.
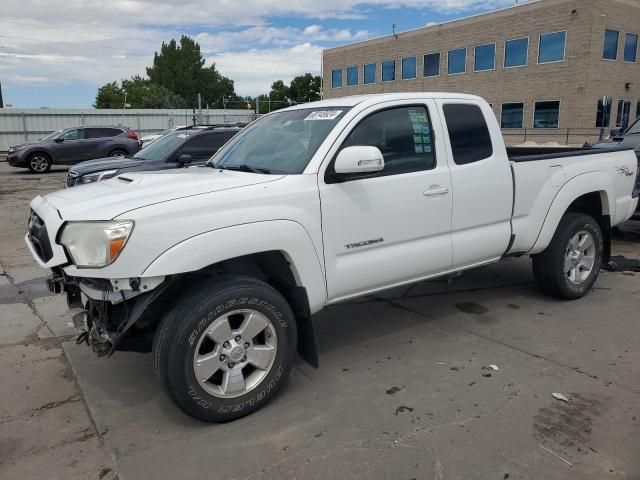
[153,276,297,422]
[532,213,603,300]
[109,149,127,157]
[27,153,52,173]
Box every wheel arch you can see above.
[26,150,53,163]
[141,221,326,367]
[531,171,614,256]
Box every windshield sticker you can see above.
[415,144,424,153]
[408,110,418,122]
[305,110,343,121]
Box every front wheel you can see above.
[153,277,297,422]
[27,153,52,173]
[532,213,603,300]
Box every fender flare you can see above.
[142,220,327,313]
[530,171,614,254]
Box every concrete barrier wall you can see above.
[0,108,256,151]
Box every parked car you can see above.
[592,117,640,150]
[26,93,639,422]
[8,126,140,173]
[591,119,640,219]
[139,123,250,148]
[65,126,241,187]
[139,126,187,148]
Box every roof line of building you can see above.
[323,0,545,52]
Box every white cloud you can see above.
[0,0,522,99]
[212,43,323,97]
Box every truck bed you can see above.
[507,146,635,162]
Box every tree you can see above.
[94,77,185,109]
[94,81,124,108]
[146,36,236,108]
[289,73,321,103]
[121,76,185,108]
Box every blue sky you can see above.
[1,1,519,108]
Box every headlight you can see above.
[59,221,134,267]
[80,169,118,184]
[8,145,27,153]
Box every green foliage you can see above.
[95,35,236,109]
[289,73,322,103]
[146,36,236,107]
[94,77,185,109]
[94,81,124,108]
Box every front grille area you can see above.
[28,210,53,263]
[65,171,79,188]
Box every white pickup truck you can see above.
[26,93,639,422]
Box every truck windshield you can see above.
[134,132,192,161]
[210,107,350,174]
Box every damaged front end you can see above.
[48,268,169,357]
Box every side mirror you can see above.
[609,127,623,137]
[334,146,384,174]
[177,154,192,166]
[54,138,64,143]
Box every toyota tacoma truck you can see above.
[25,93,639,422]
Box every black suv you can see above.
[65,127,241,187]
[8,126,140,173]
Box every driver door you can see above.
[53,128,86,164]
[319,101,453,301]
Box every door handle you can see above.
[423,187,449,196]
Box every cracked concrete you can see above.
[0,163,115,480]
[1,163,640,479]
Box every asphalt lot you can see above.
[0,161,639,480]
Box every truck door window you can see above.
[182,133,226,156]
[340,106,436,177]
[443,104,493,165]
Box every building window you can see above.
[382,60,395,82]
[596,98,613,128]
[448,48,466,74]
[504,37,529,68]
[501,103,524,129]
[347,66,358,87]
[423,52,440,77]
[364,63,376,84]
[533,101,560,128]
[538,31,566,63]
[616,100,631,129]
[624,33,638,62]
[474,43,496,71]
[603,29,619,60]
[331,69,342,89]
[443,103,493,165]
[402,56,417,79]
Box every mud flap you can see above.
[289,286,319,368]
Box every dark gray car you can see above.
[65,127,241,187]
[7,125,140,173]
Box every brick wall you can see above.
[322,0,640,139]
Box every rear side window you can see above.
[85,128,122,139]
[443,104,493,165]
[181,133,227,154]
[341,106,435,177]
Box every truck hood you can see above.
[69,156,145,176]
[42,168,284,220]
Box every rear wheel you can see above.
[109,149,127,157]
[27,153,51,173]
[153,277,297,422]
[532,213,603,299]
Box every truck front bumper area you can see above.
[47,268,168,356]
